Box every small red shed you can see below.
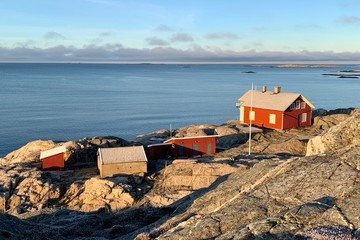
[164,135,217,159]
[236,86,315,130]
[40,145,66,170]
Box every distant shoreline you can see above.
[1,62,360,66]
[273,64,342,68]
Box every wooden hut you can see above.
[97,146,147,178]
[40,145,66,170]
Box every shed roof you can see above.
[238,90,315,111]
[98,146,147,165]
[40,145,66,159]
[164,135,219,143]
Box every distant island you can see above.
[273,64,341,68]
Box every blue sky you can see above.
[1,0,360,63]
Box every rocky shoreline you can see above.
[0,108,359,239]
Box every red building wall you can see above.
[166,136,217,159]
[283,99,312,129]
[243,106,283,130]
[42,153,64,170]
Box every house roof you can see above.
[238,90,315,111]
[98,146,147,165]
[164,135,219,143]
[147,143,172,148]
[40,145,66,159]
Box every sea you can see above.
[1,63,360,157]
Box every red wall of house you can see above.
[167,137,217,159]
[42,153,64,170]
[283,98,312,129]
[243,106,283,130]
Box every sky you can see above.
[1,0,360,63]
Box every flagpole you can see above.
[248,83,254,155]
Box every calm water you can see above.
[1,63,359,157]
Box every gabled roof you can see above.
[98,146,147,165]
[238,90,315,111]
[40,145,66,159]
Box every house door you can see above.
[178,144,184,156]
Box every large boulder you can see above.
[133,129,170,145]
[307,113,360,156]
[175,124,216,138]
[2,140,59,165]
[145,162,239,207]
[60,177,135,212]
[0,166,61,215]
[312,114,350,130]
[65,136,131,166]
[215,125,248,148]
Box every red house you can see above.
[164,135,217,159]
[236,86,315,130]
[40,145,66,170]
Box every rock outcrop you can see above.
[312,113,351,130]
[1,140,59,165]
[307,113,360,156]
[0,136,131,168]
[60,177,135,212]
[134,145,360,239]
[145,162,240,207]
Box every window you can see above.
[207,142,212,155]
[269,114,276,124]
[249,111,255,121]
[301,113,307,123]
[295,100,301,109]
[301,102,306,109]
[193,144,198,155]
[290,103,296,110]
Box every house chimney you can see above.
[262,86,267,93]
[274,86,281,94]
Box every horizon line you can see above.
[1,60,360,65]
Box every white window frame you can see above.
[301,112,307,123]
[249,111,255,121]
[295,100,301,109]
[290,103,296,110]
[301,102,306,109]
[269,114,276,124]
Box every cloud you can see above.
[99,31,113,37]
[15,40,37,48]
[1,44,360,63]
[145,37,169,46]
[204,32,240,40]
[43,31,66,40]
[154,24,173,32]
[337,16,360,24]
[170,33,193,42]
